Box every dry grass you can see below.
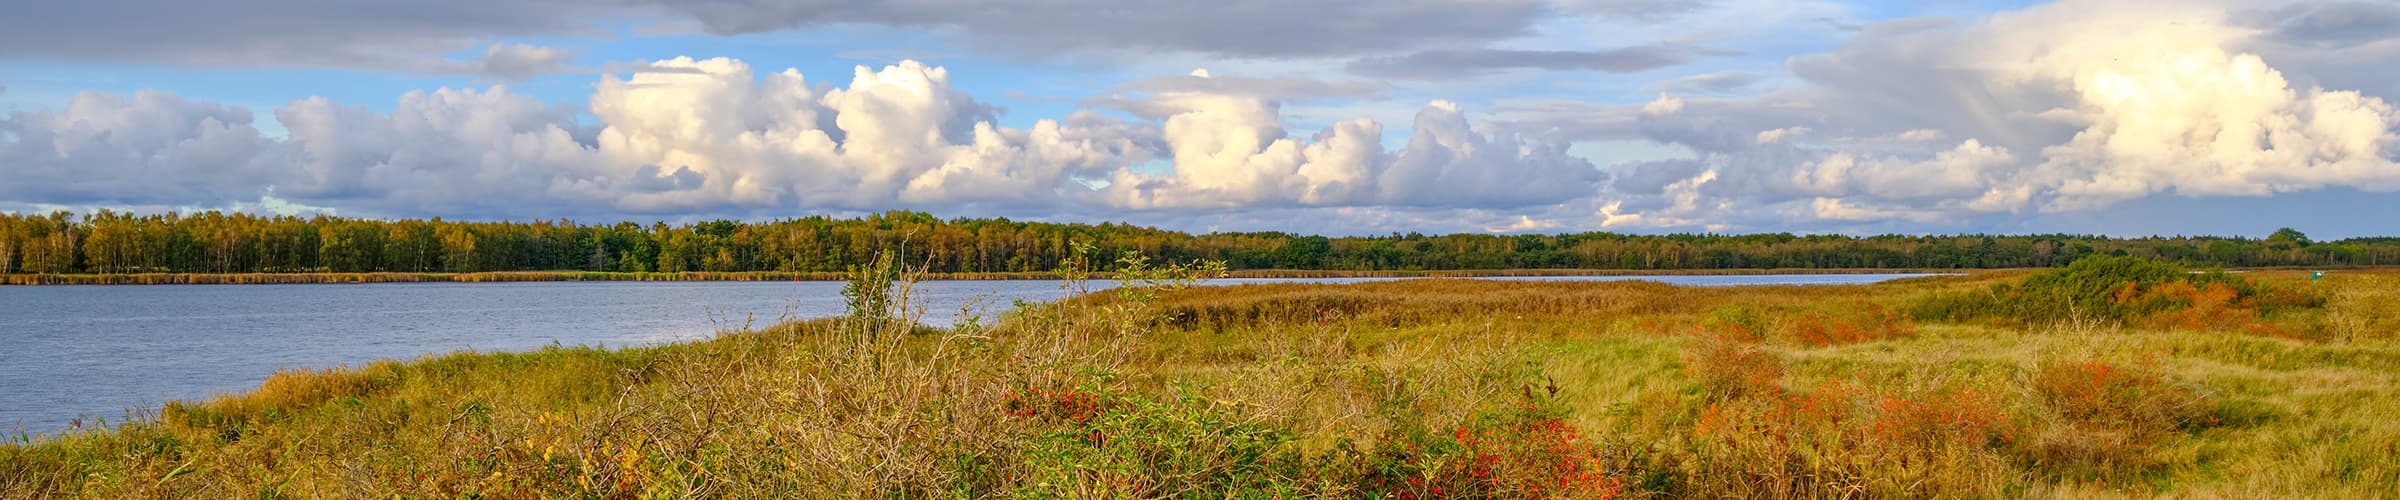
[1,267,1966,286]
[0,270,1069,285]
[4,263,2398,497]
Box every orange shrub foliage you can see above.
[2032,360,2216,433]
[2023,359,2221,469]
[1437,411,1628,499]
[1781,303,1918,346]
[1685,377,2017,495]
[1001,384,1110,422]
[1868,388,2015,449]
[1684,332,1785,399]
[2113,281,2310,338]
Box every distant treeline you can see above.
[0,210,2392,276]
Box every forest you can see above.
[1,210,2392,275]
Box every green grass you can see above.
[4,256,2397,497]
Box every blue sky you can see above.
[2,0,2396,238]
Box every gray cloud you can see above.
[1812,16,1864,32]
[1114,73,1386,100]
[475,44,585,82]
[662,0,1550,58]
[1650,70,1768,95]
[1347,44,1734,79]
[0,1,638,73]
[628,165,707,193]
[1855,16,1954,36]
[834,49,962,63]
[0,91,297,207]
[2238,1,2400,98]
[1485,100,1644,143]
[1556,0,1715,21]
[1611,158,1707,193]
[1552,0,2400,233]
[0,0,1680,74]
[1090,72,1388,119]
[1777,16,2081,153]
[270,87,601,215]
[2242,1,2400,48]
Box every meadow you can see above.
[3,252,2396,497]
[0,267,1933,286]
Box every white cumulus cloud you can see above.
[1754,126,1809,144]
[1,57,1604,224]
[1098,88,1602,209]
[0,91,296,206]
[1570,0,2400,232]
[1642,93,1685,116]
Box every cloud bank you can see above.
[1519,0,2400,232]
[2,58,1594,227]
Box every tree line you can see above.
[0,210,2391,275]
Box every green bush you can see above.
[998,383,1307,497]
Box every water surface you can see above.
[0,273,1930,434]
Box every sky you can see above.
[2,0,2397,239]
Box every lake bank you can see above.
[0,273,1940,434]
[4,263,2393,496]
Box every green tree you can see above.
[2269,227,2311,247]
[439,226,480,272]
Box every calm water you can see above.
[0,274,1930,434]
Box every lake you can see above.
[0,273,1933,434]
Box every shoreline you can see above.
[0,268,2003,286]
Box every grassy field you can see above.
[3,255,2396,497]
[0,270,1062,285]
[0,267,1962,286]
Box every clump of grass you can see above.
[1669,373,2018,497]
[1701,305,1769,343]
[1683,331,1784,400]
[1779,302,1917,346]
[1911,255,2323,334]
[2019,358,2221,474]
[2323,273,2400,342]
[1000,382,1307,497]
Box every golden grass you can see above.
[2,267,1979,286]
[0,270,1069,285]
[4,268,2397,497]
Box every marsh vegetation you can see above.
[3,252,2395,497]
